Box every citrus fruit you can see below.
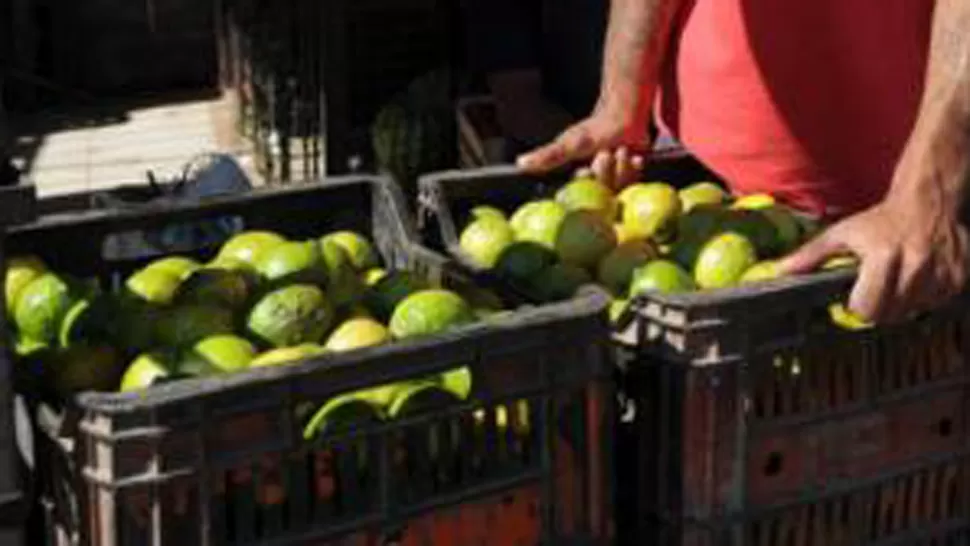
[321,231,378,271]
[597,240,658,295]
[388,289,475,339]
[529,263,591,302]
[176,266,256,310]
[679,182,727,212]
[829,303,873,330]
[822,255,860,270]
[324,317,391,352]
[796,215,824,241]
[125,267,183,305]
[179,334,256,376]
[58,295,119,348]
[364,271,426,321]
[609,299,630,323]
[303,393,383,440]
[247,284,334,348]
[628,260,696,296]
[732,193,775,210]
[510,200,568,250]
[120,352,176,392]
[493,242,557,281]
[5,256,47,318]
[15,337,47,357]
[740,261,782,284]
[320,239,363,308]
[439,367,472,400]
[250,343,326,368]
[48,345,125,395]
[760,206,802,254]
[256,240,327,285]
[555,177,617,221]
[387,382,460,419]
[111,300,164,351]
[614,224,636,245]
[156,304,236,348]
[143,256,201,280]
[15,273,79,344]
[470,206,507,223]
[217,231,287,267]
[363,268,388,287]
[720,210,779,257]
[617,184,646,207]
[621,182,681,240]
[555,210,618,268]
[459,217,515,269]
[693,232,758,290]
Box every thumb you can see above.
[517,140,569,173]
[778,230,845,275]
[517,125,596,173]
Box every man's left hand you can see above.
[779,191,969,323]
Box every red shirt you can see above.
[657,0,934,216]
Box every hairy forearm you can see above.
[893,0,970,208]
[597,0,684,119]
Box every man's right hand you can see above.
[515,108,650,189]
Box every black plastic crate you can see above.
[6,175,613,545]
[417,156,970,545]
[218,0,457,184]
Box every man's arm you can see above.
[781,0,970,322]
[596,0,684,129]
[892,0,970,207]
[518,0,685,180]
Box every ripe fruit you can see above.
[529,263,591,302]
[15,274,79,344]
[321,231,378,271]
[621,182,681,240]
[250,344,326,368]
[740,261,781,284]
[555,177,617,221]
[629,260,696,296]
[5,256,47,318]
[126,267,182,305]
[469,206,507,223]
[217,231,287,267]
[180,335,256,376]
[459,217,515,269]
[143,256,201,281]
[510,200,568,250]
[324,317,391,352]
[693,233,758,290]
[388,289,475,339]
[247,284,334,348]
[493,242,557,281]
[597,240,657,295]
[555,210,617,268]
[120,352,176,392]
[678,182,727,212]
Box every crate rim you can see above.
[5,175,420,246]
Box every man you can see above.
[460,0,606,155]
[518,0,970,324]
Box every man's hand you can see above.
[779,194,969,323]
[782,0,970,324]
[515,109,648,189]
